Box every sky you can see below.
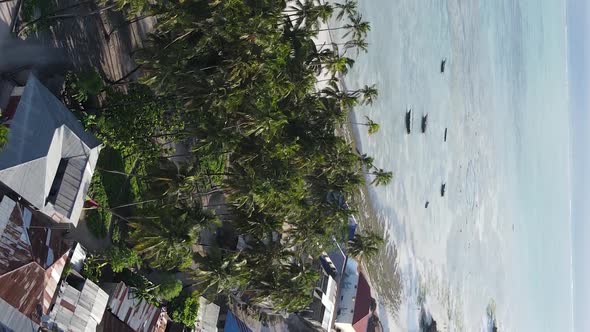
[568,0,590,331]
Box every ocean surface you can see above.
[343,0,573,331]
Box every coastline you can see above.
[310,6,404,329]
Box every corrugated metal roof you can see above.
[48,279,109,332]
[0,197,34,275]
[99,311,135,332]
[109,282,169,332]
[0,252,67,324]
[195,297,220,332]
[70,243,87,272]
[0,75,101,226]
[0,296,39,332]
[51,156,86,218]
[223,311,252,332]
[0,195,69,273]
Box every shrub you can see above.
[86,172,112,238]
[155,276,183,301]
[105,246,141,273]
[169,291,200,327]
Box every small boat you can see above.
[421,114,428,133]
[440,183,446,197]
[425,201,429,208]
[440,58,447,73]
[405,109,412,134]
[444,128,448,141]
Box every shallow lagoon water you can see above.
[346,0,572,330]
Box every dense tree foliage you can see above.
[84,0,387,316]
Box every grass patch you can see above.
[97,147,135,207]
[87,172,112,238]
[87,147,138,239]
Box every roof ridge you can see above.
[0,156,49,174]
[0,260,39,278]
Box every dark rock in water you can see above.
[405,109,412,134]
[440,183,446,197]
[440,58,447,73]
[419,307,439,332]
[369,298,377,312]
[444,128,448,141]
[425,201,429,208]
[421,114,428,133]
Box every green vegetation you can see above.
[105,246,142,272]
[86,172,112,238]
[154,275,183,301]
[0,126,9,150]
[82,254,107,282]
[169,291,201,327]
[65,70,104,104]
[74,0,386,320]
[348,230,385,261]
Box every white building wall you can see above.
[320,275,337,330]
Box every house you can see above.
[100,282,169,332]
[0,195,70,331]
[45,277,110,332]
[0,74,101,226]
[195,297,224,332]
[306,253,340,331]
[223,311,252,332]
[305,236,374,332]
[0,193,110,331]
[333,258,373,332]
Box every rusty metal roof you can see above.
[108,282,169,332]
[0,197,34,275]
[0,252,68,323]
[0,195,70,326]
[0,196,69,274]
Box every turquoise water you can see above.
[346,0,572,330]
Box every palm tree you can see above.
[320,81,359,110]
[369,168,392,186]
[284,0,334,29]
[356,149,375,168]
[129,209,209,270]
[189,250,249,299]
[312,14,370,40]
[351,116,380,135]
[348,230,384,261]
[335,0,358,21]
[343,37,369,55]
[325,55,355,76]
[348,84,378,105]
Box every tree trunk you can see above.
[312,26,347,33]
[17,2,111,34]
[97,168,173,182]
[107,14,153,38]
[110,199,161,210]
[104,64,143,86]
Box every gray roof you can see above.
[0,75,101,225]
[195,297,221,331]
[0,297,39,332]
[48,279,109,332]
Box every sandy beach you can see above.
[309,4,404,330]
